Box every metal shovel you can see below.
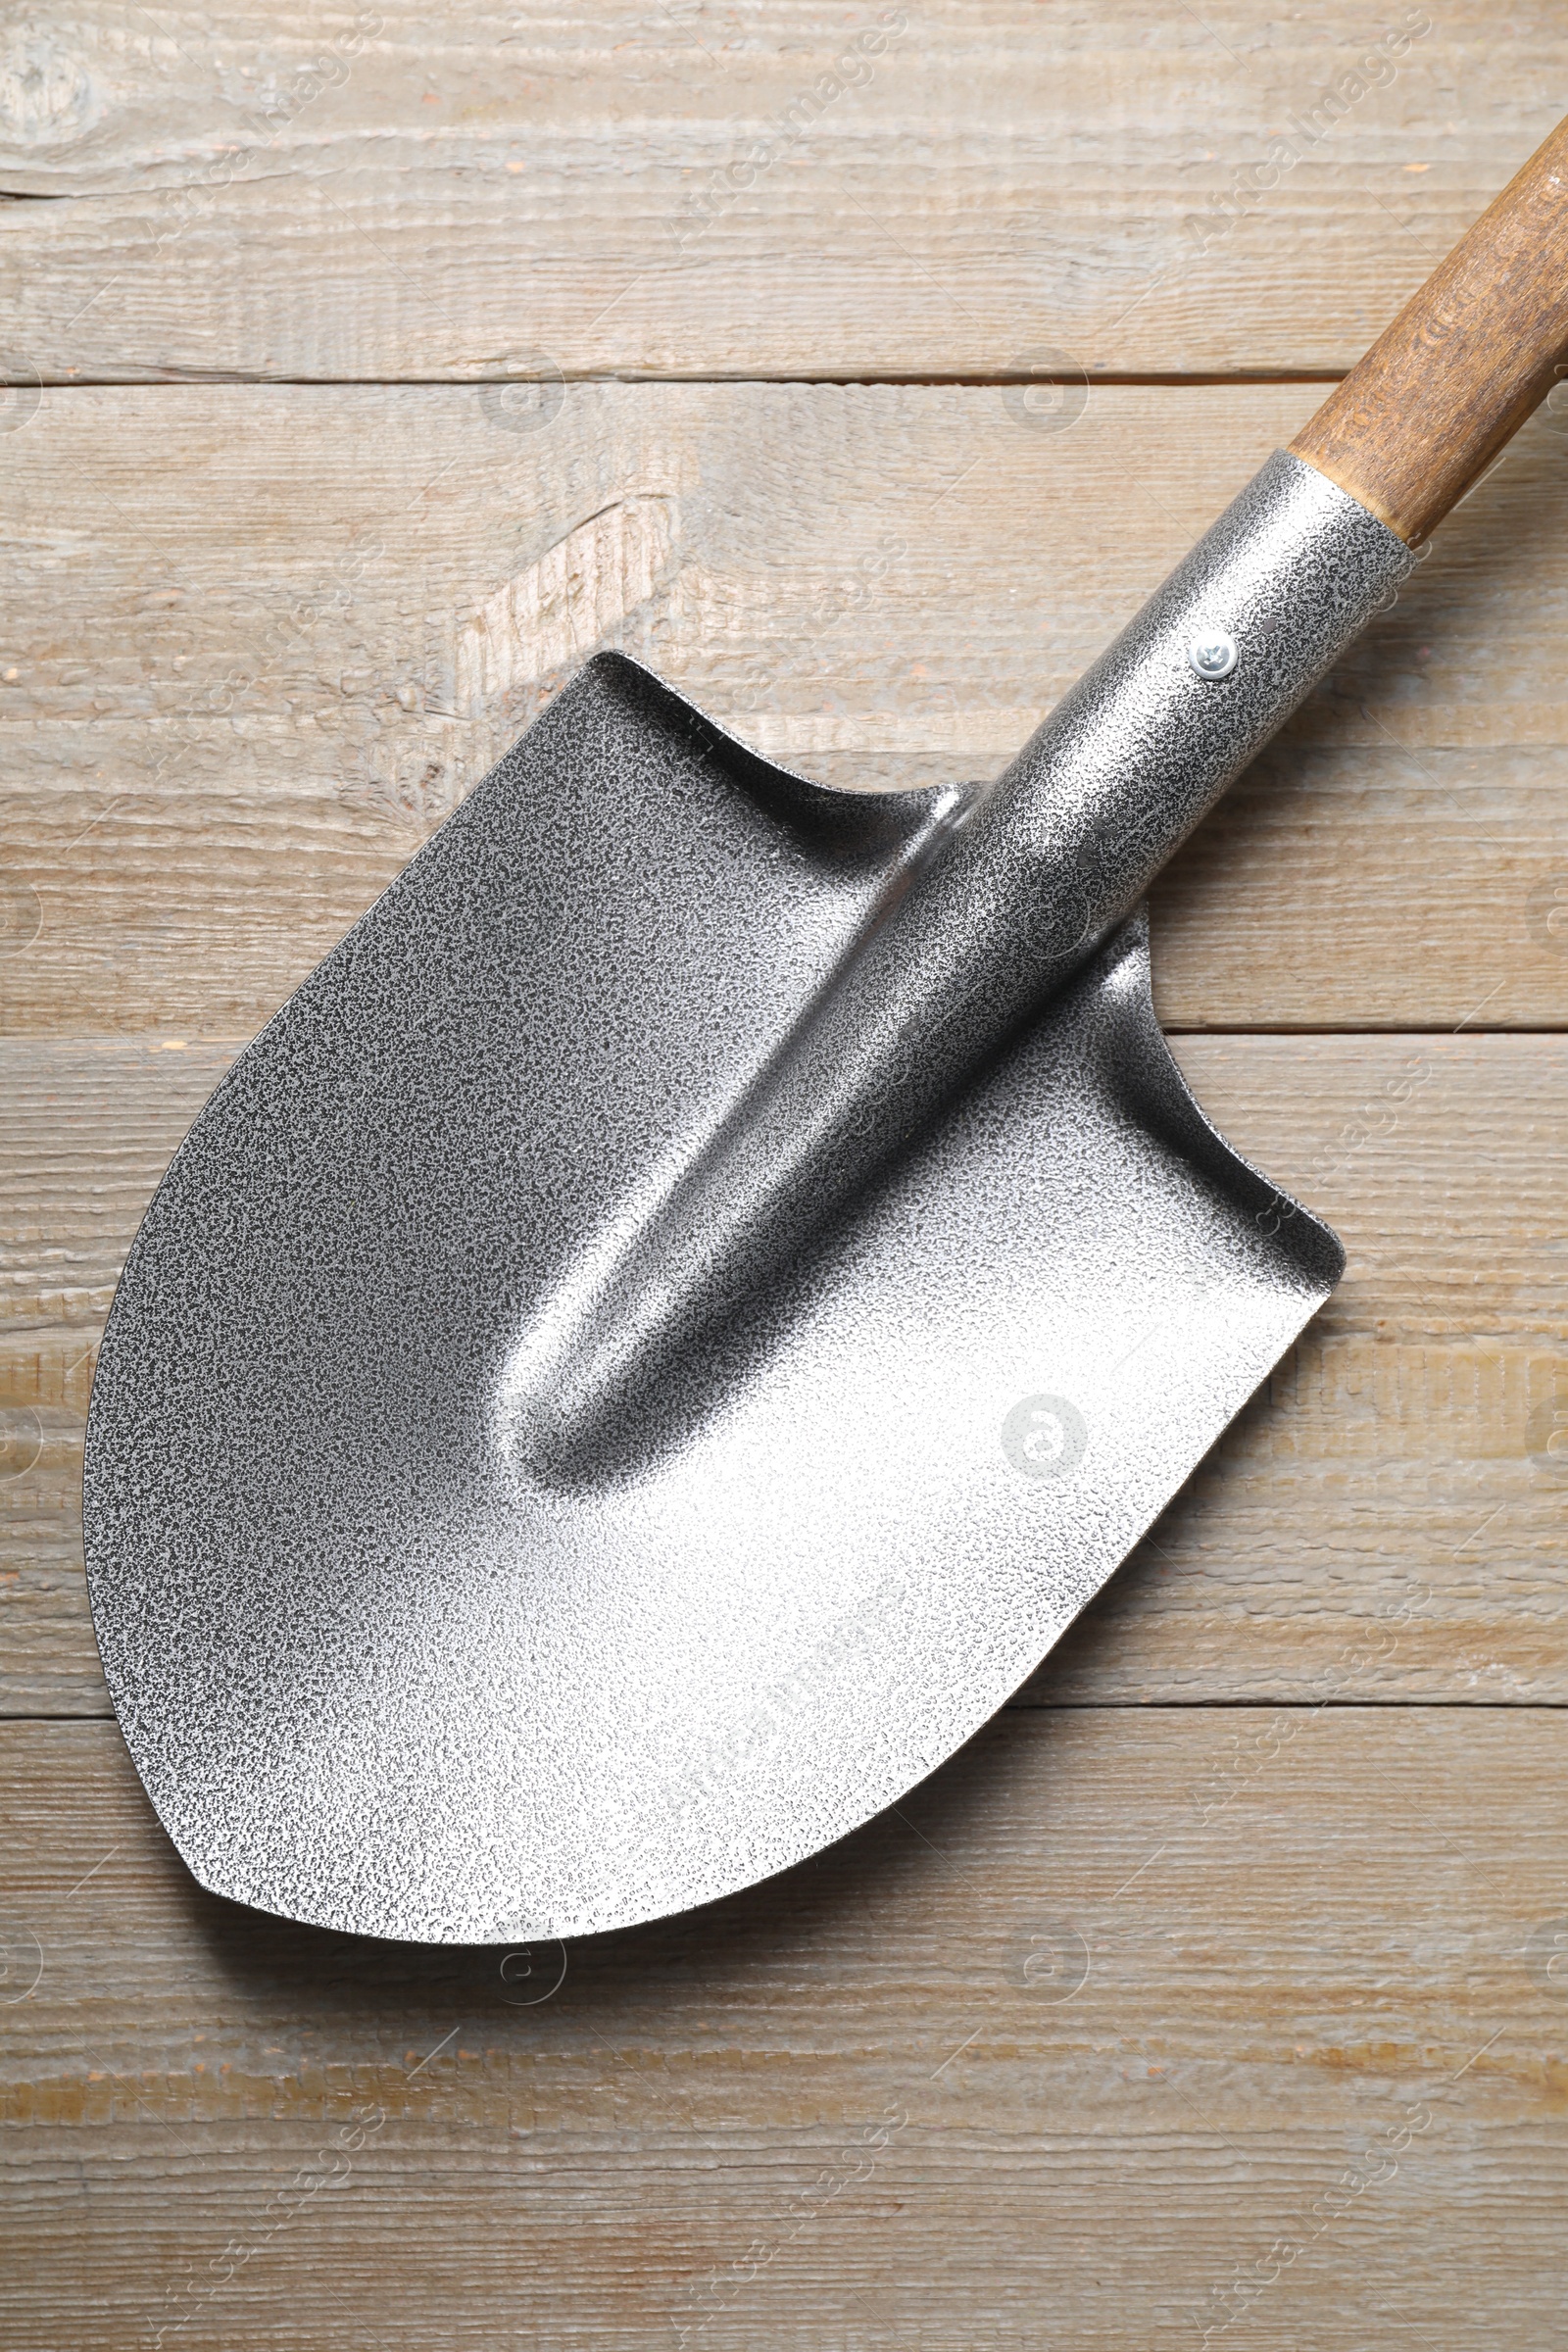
[84,121,1568,1941]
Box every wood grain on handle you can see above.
[1292,115,1568,543]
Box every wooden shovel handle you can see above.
[1291,115,1568,543]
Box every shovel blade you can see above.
[84,655,1340,1942]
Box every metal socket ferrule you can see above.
[515,450,1411,1467]
[987,445,1413,929]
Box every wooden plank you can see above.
[2,1712,1565,2348]
[1051,1029,1568,1704]
[0,3,1562,380]
[6,382,1568,1035]
[5,1033,1565,1714]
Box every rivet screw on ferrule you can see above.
[1188,626,1239,680]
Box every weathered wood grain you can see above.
[1292,111,1568,541]
[6,382,1568,1035]
[0,3,1562,381]
[5,1033,1564,1714]
[3,1712,1565,2349]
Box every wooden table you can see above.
[4,7,1566,2346]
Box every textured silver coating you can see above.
[516,451,1409,1465]
[83,452,1405,1943]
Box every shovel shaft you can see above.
[1292,112,1568,542]
[518,122,1568,1468]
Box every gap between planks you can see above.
[5,368,1356,387]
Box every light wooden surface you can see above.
[7,381,1568,1032]
[6,1714,1568,2351]
[4,6,1568,2348]
[2,2,1564,381]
